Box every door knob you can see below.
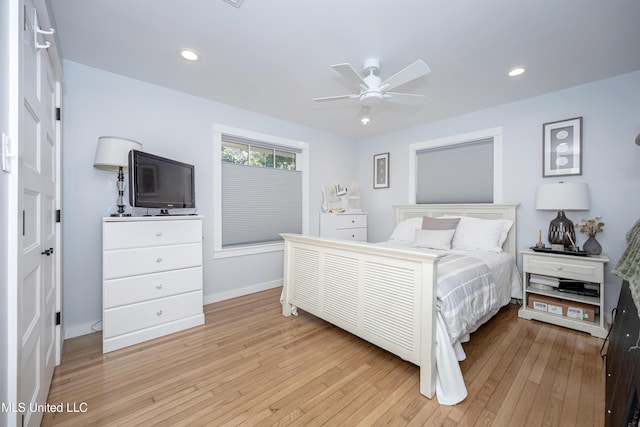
[41,247,54,256]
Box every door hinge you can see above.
[56,312,61,326]
[23,5,27,31]
[56,107,61,121]
[56,209,61,223]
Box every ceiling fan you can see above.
[313,58,431,123]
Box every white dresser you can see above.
[102,216,205,353]
[319,212,367,242]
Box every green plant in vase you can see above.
[576,216,604,255]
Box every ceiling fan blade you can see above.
[313,94,359,102]
[385,92,427,105]
[332,63,367,88]
[381,59,431,91]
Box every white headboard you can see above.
[394,203,519,260]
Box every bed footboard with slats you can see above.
[281,203,518,399]
[281,233,441,398]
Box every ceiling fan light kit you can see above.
[358,105,372,125]
[314,57,431,123]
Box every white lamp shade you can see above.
[535,182,590,211]
[94,136,143,171]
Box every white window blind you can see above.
[416,138,494,203]
[221,142,302,247]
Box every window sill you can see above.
[213,242,284,259]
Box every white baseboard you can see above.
[203,279,282,305]
[64,280,282,339]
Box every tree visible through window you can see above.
[222,140,296,170]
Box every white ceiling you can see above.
[49,0,640,139]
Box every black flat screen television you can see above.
[128,150,195,211]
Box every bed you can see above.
[280,203,521,405]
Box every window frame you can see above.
[213,124,309,259]
[408,127,503,204]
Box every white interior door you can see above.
[19,2,60,426]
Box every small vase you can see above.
[583,235,602,256]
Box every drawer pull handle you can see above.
[556,266,563,270]
[157,310,163,316]
[156,257,163,263]
[156,284,163,289]
[156,232,163,237]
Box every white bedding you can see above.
[377,241,522,404]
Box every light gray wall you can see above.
[357,71,640,319]
[61,61,358,337]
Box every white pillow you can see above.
[411,228,456,250]
[388,217,423,242]
[448,216,513,252]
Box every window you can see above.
[213,125,309,258]
[221,137,297,170]
[408,127,503,204]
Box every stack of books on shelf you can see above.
[529,274,559,290]
[529,274,599,297]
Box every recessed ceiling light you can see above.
[507,66,526,77]
[179,49,199,61]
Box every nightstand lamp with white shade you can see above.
[535,182,590,248]
[93,136,143,217]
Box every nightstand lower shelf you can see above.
[518,306,607,338]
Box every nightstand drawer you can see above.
[332,214,367,229]
[333,227,367,241]
[525,256,603,282]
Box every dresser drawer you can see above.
[104,243,203,279]
[332,214,367,229]
[333,227,367,242]
[103,291,203,339]
[103,219,202,249]
[104,267,202,308]
[524,255,603,282]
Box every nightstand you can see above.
[518,249,609,338]
[319,212,367,242]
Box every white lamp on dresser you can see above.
[93,136,143,216]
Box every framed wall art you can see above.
[542,116,582,177]
[373,152,389,189]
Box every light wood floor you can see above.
[42,287,605,426]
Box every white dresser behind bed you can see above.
[320,212,367,242]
